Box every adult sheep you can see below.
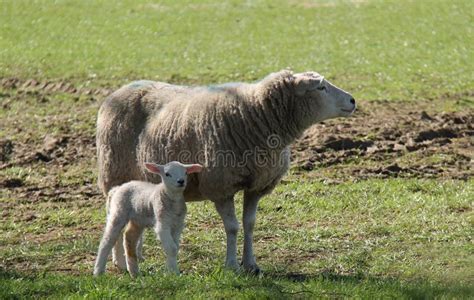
[96,70,356,273]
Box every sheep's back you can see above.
[98,79,289,201]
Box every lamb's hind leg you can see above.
[93,216,127,276]
[136,233,145,262]
[242,191,262,274]
[214,197,240,271]
[112,233,127,271]
[124,222,145,278]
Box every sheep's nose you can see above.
[177,179,185,185]
[350,98,355,105]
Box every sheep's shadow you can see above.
[264,270,364,282]
[260,269,473,298]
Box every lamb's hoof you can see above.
[112,257,127,271]
[113,262,127,272]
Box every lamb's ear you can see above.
[293,72,324,96]
[185,164,203,174]
[144,163,163,175]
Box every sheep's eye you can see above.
[165,172,171,177]
[317,86,327,91]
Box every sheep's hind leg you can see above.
[214,198,240,271]
[124,222,145,278]
[242,191,262,274]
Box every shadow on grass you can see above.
[264,269,474,299]
[1,265,472,299]
[0,266,36,280]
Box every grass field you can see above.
[1,0,473,101]
[1,0,473,298]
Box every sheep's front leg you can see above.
[156,227,179,274]
[214,198,240,271]
[124,222,144,278]
[242,191,262,274]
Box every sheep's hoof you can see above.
[164,268,180,275]
[225,261,240,272]
[241,262,261,275]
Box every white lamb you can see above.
[93,161,203,277]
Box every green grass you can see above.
[1,178,473,298]
[1,0,473,100]
[1,269,472,299]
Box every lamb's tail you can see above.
[106,186,120,213]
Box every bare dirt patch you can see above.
[293,100,473,181]
[0,133,95,170]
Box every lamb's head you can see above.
[292,71,356,125]
[144,161,203,193]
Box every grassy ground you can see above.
[1,0,473,101]
[1,0,473,298]
[2,175,473,298]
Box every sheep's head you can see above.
[144,161,203,193]
[292,71,356,125]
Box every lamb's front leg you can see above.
[156,226,179,274]
[242,191,262,274]
[214,198,240,271]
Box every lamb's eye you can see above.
[165,172,171,177]
[317,86,327,91]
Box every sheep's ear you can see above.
[144,163,163,174]
[293,72,324,96]
[185,164,203,174]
